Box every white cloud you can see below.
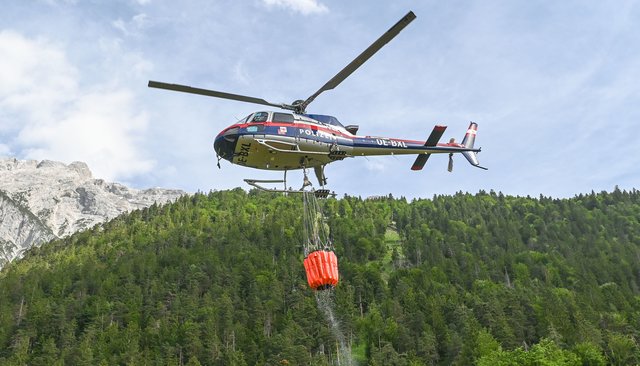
[262,0,328,15]
[17,88,154,180]
[98,36,153,78]
[0,31,77,124]
[112,13,149,37]
[112,19,128,34]
[0,31,154,181]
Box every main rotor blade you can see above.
[148,80,287,110]
[299,11,416,112]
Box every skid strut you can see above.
[244,169,335,197]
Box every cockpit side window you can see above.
[303,114,344,128]
[272,112,294,123]
[251,112,269,123]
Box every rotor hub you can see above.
[291,99,306,114]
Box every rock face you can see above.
[0,158,185,267]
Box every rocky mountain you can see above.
[0,158,185,266]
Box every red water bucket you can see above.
[303,250,339,290]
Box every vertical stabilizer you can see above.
[460,122,487,170]
[461,122,478,148]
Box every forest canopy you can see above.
[0,188,639,365]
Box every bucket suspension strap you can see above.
[302,191,332,255]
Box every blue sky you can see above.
[1,0,639,199]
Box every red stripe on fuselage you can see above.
[235,121,355,139]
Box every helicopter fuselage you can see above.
[213,111,479,171]
[150,11,486,186]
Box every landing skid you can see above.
[244,170,335,198]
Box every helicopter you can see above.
[148,11,486,193]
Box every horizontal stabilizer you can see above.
[411,153,431,171]
[411,125,446,171]
[425,125,447,146]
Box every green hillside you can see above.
[1,188,639,365]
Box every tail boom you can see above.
[349,122,484,171]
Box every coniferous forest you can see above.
[0,188,639,365]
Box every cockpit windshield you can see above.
[304,114,344,128]
[237,114,252,124]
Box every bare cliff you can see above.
[0,158,185,266]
